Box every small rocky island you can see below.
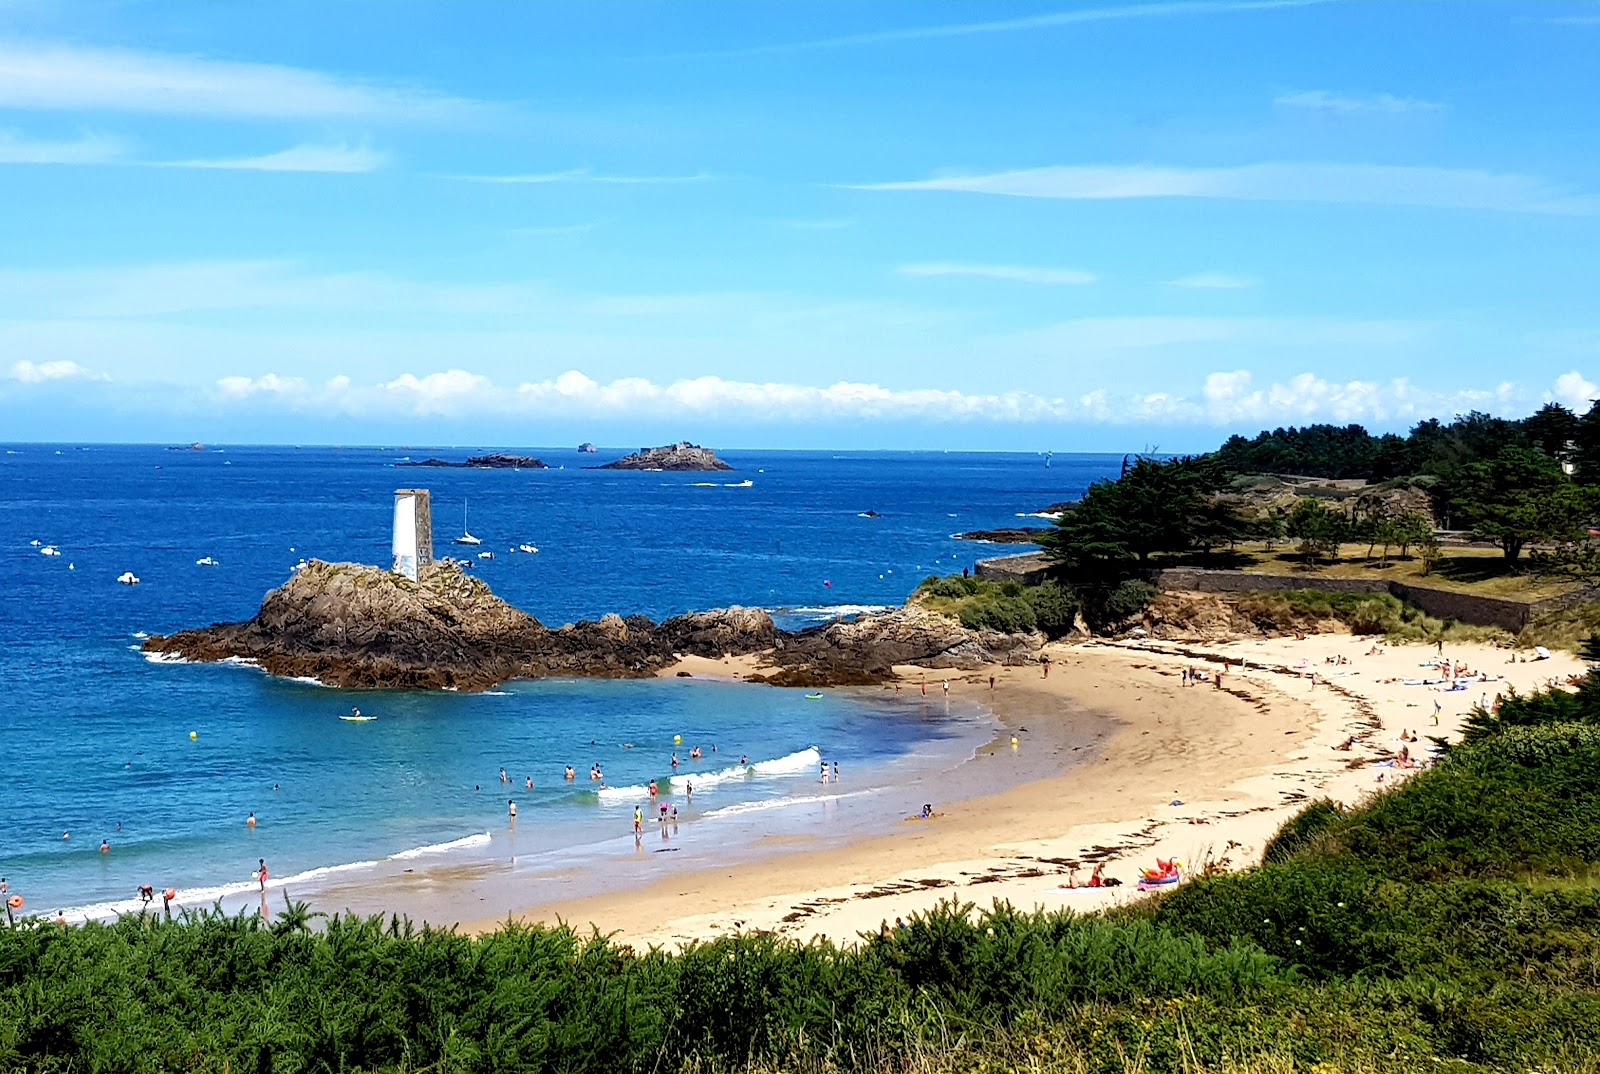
[399,453,548,469]
[141,560,1039,691]
[594,441,732,471]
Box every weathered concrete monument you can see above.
[391,489,434,581]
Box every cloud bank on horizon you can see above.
[0,0,1595,447]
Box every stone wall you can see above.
[1149,567,1559,632]
[974,552,1055,586]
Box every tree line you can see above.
[1045,402,1600,581]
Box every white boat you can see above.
[454,500,481,545]
[117,571,140,585]
[39,545,61,556]
[477,550,494,559]
[518,543,538,554]
[195,556,218,566]
[29,539,40,547]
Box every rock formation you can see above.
[954,528,1053,544]
[594,441,732,471]
[399,453,548,469]
[142,560,1039,691]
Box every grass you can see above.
[1173,542,1582,601]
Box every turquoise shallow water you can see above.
[0,445,1118,920]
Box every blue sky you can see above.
[1,0,1598,450]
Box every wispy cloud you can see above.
[851,162,1599,215]
[0,130,128,164]
[688,0,1329,56]
[8,359,106,383]
[1169,271,1257,289]
[176,364,1591,428]
[1275,90,1444,115]
[460,167,714,185]
[899,261,1097,285]
[0,41,485,122]
[161,142,388,173]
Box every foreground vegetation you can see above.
[5,674,1600,1072]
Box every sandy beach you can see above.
[464,633,1584,945]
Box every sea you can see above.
[0,445,1122,923]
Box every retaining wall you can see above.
[1149,568,1575,632]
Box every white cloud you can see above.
[1169,272,1258,289]
[461,168,714,185]
[163,143,388,173]
[899,261,1097,285]
[851,162,1598,215]
[0,41,483,121]
[690,0,1327,56]
[1275,90,1444,115]
[1551,371,1599,409]
[8,359,105,383]
[186,365,1590,429]
[0,130,127,164]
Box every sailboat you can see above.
[454,501,481,546]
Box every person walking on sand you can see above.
[921,681,926,696]
[989,674,995,690]
[1433,699,1442,726]
[256,859,269,892]
[832,761,839,783]
[633,806,643,834]
[942,680,950,697]
[1042,657,1050,679]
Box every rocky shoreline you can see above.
[142,560,1041,691]
[398,453,548,469]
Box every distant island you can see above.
[594,441,732,471]
[578,442,597,453]
[398,453,548,470]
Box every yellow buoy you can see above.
[189,731,198,740]
[673,734,682,744]
[1010,736,1019,749]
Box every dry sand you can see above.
[464,634,1583,946]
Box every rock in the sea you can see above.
[593,441,732,471]
[142,561,1039,691]
[578,442,597,453]
[399,453,548,469]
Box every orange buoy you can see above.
[6,895,22,910]
[163,888,175,901]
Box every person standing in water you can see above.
[508,799,517,821]
[246,812,256,829]
[832,761,839,783]
[633,806,643,834]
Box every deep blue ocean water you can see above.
[0,445,1120,920]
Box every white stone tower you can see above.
[392,489,434,580]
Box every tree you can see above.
[1286,498,1347,567]
[1449,447,1591,562]
[1044,455,1224,578]
[1391,511,1433,560]
[1416,531,1442,576]
[1521,402,1579,466]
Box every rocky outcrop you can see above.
[955,528,1052,544]
[142,560,1040,691]
[399,453,548,469]
[594,442,732,471]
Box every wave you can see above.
[724,480,752,487]
[688,482,718,487]
[140,650,190,665]
[55,832,498,922]
[389,831,492,860]
[673,746,822,792]
[700,789,873,819]
[286,675,333,688]
[597,783,651,800]
[776,604,890,619]
[131,631,150,640]
[1015,511,1063,520]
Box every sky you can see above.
[1,0,1598,450]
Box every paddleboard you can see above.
[339,715,377,722]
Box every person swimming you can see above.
[525,776,533,790]
[564,765,574,781]
[246,812,256,828]
[99,839,110,853]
